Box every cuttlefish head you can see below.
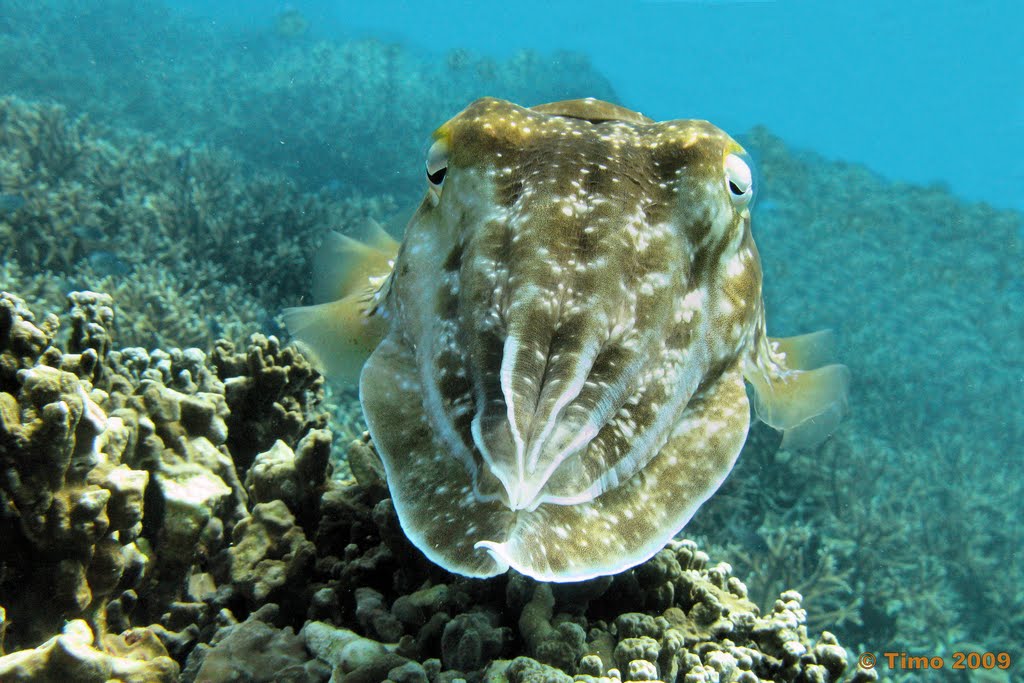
[286,97,848,581]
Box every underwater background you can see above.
[0,1,1020,682]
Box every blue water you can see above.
[175,0,1024,212]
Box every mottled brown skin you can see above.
[333,98,848,581]
[353,98,762,580]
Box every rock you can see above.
[302,620,393,674]
[0,620,178,682]
[187,614,327,683]
[226,500,315,604]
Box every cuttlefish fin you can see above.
[744,329,850,450]
[283,224,398,386]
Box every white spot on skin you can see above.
[725,253,746,277]
[678,289,706,324]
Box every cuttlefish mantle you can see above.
[285,97,849,582]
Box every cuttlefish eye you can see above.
[426,139,449,201]
[724,152,754,208]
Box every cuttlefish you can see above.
[285,97,849,582]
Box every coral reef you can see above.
[213,39,616,200]
[0,0,1020,674]
[0,94,397,351]
[0,0,616,200]
[0,292,863,682]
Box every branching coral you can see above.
[210,334,329,473]
[0,0,617,202]
[0,95,397,350]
